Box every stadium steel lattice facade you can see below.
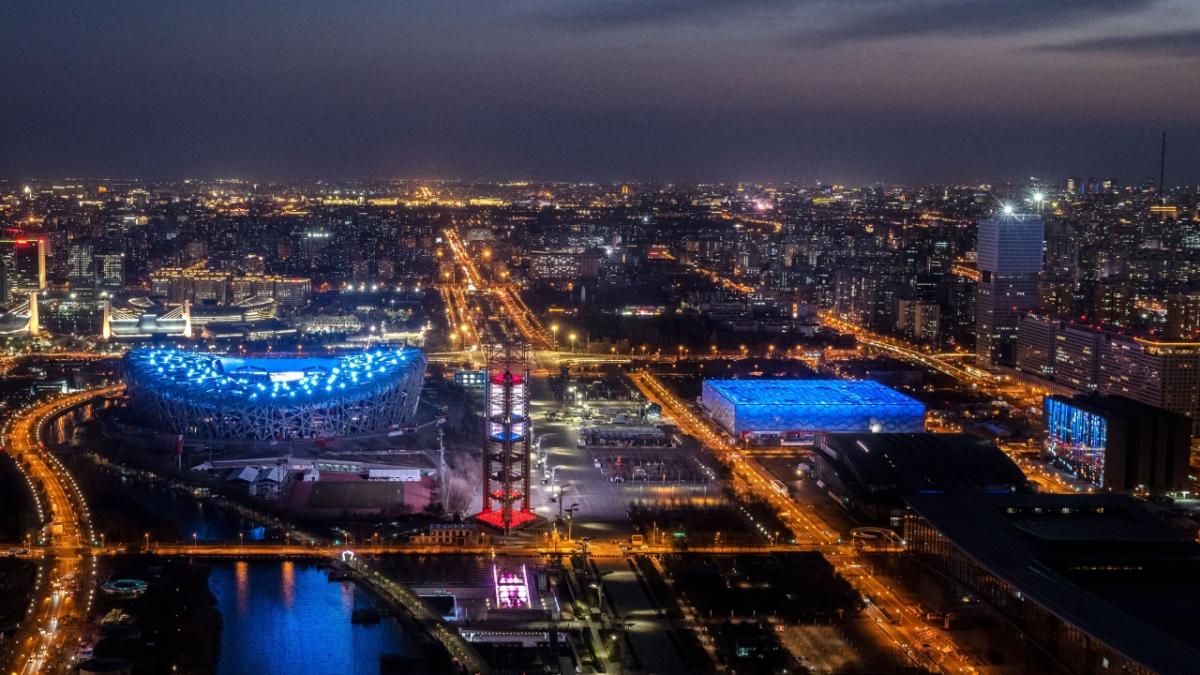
[124,347,426,440]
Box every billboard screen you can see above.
[1044,397,1108,486]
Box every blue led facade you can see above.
[124,347,426,440]
[1044,397,1108,486]
[700,379,925,439]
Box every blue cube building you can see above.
[700,379,925,443]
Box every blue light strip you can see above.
[126,347,420,406]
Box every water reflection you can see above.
[280,560,294,610]
[235,561,250,614]
[210,561,418,675]
[63,457,423,671]
[341,576,357,614]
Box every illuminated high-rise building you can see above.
[1100,336,1200,435]
[975,211,1043,367]
[0,237,47,300]
[475,345,536,532]
[1014,313,1057,379]
[1165,288,1200,340]
[67,239,95,285]
[95,252,126,288]
[149,261,310,307]
[1016,316,1200,436]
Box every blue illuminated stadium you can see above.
[701,379,925,441]
[124,347,427,440]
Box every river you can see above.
[65,454,255,544]
[209,561,421,674]
[63,454,425,673]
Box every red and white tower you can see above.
[475,345,536,532]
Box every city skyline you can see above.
[1,165,1198,675]
[3,1,1199,183]
[2,4,1199,674]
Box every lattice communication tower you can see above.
[475,344,536,532]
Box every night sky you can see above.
[3,1,1198,183]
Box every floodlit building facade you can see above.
[700,379,925,444]
[124,347,426,441]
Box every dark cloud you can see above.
[533,0,1161,41]
[0,1,1196,182]
[1040,29,1200,57]
[803,0,1159,43]
[528,0,802,29]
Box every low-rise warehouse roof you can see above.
[904,493,1200,674]
[816,432,1027,495]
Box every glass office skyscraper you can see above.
[975,212,1043,367]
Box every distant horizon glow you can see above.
[1,2,1198,183]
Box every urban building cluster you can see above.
[1,175,1198,675]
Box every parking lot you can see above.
[591,448,710,484]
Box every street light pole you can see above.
[536,434,551,472]
[590,581,604,611]
[549,464,563,498]
[565,503,580,541]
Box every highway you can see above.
[688,264,754,294]
[0,289,1029,673]
[0,384,497,675]
[818,310,1061,413]
[817,311,1090,496]
[2,385,121,674]
[627,369,978,673]
[628,370,837,544]
[819,310,994,388]
[104,541,832,558]
[439,280,484,356]
[680,266,1033,411]
[1,379,825,673]
[442,227,554,350]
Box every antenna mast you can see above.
[1159,131,1167,201]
